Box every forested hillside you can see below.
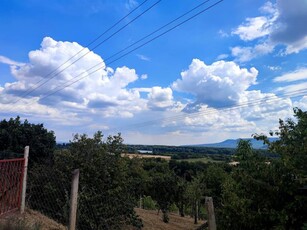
[0,108,306,229]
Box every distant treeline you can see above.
[56,143,270,161]
[124,144,271,160]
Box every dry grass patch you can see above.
[127,208,205,230]
[0,209,66,230]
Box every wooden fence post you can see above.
[20,146,29,214]
[205,197,216,230]
[139,195,142,208]
[69,169,80,230]
[194,200,199,224]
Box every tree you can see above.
[173,177,188,217]
[255,107,307,177]
[186,176,203,224]
[0,116,56,163]
[217,108,307,229]
[28,132,143,229]
[235,139,253,161]
[147,165,177,223]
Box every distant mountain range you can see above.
[193,138,278,149]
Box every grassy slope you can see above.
[132,208,205,230]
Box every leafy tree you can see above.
[0,116,56,163]
[235,139,253,161]
[28,132,142,229]
[147,166,177,223]
[218,108,307,229]
[255,107,307,178]
[186,176,203,224]
[173,177,188,217]
[200,164,228,210]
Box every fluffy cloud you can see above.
[294,96,307,111]
[232,1,277,42]
[273,68,307,98]
[147,87,174,110]
[168,58,295,139]
[0,37,299,145]
[0,55,24,66]
[0,37,153,122]
[276,82,307,95]
[274,68,307,82]
[172,59,258,108]
[270,0,307,45]
[231,0,307,60]
[232,16,273,41]
[231,43,274,62]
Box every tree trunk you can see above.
[139,195,142,208]
[162,209,169,223]
[179,202,185,217]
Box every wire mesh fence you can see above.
[25,163,141,230]
[26,164,71,226]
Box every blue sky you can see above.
[0,0,306,145]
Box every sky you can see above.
[0,0,307,145]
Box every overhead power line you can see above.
[107,88,307,132]
[7,0,160,105]
[16,0,224,108]
[103,0,212,63]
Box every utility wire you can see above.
[3,0,302,134]
[107,0,223,65]
[103,0,212,62]
[108,88,307,132]
[7,0,303,131]
[7,0,160,105]
[19,0,224,107]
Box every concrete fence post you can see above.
[20,146,29,214]
[205,197,216,230]
[69,169,80,230]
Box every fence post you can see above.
[69,169,80,230]
[205,197,216,230]
[20,146,29,214]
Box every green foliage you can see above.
[63,132,142,229]
[0,116,55,163]
[126,144,236,159]
[258,108,307,177]
[150,173,177,223]
[200,164,229,209]
[235,139,254,161]
[217,108,307,229]
[147,165,177,223]
[28,132,142,230]
[142,196,157,210]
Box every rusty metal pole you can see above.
[69,169,80,230]
[20,146,29,214]
[205,197,216,230]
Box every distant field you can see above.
[177,157,223,163]
[121,153,171,160]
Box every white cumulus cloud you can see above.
[172,59,258,108]
[147,87,174,110]
[0,37,165,123]
[232,16,273,41]
[231,0,307,60]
